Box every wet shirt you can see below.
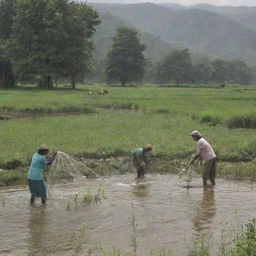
[133,148,143,161]
[197,138,216,161]
[27,153,48,180]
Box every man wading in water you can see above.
[27,145,56,205]
[133,145,152,178]
[187,131,217,187]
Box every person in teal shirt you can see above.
[27,144,56,205]
[133,145,152,178]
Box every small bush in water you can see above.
[67,185,106,209]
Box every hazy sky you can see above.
[88,0,256,6]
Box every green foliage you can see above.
[0,41,15,88]
[106,27,145,86]
[129,201,138,253]
[231,219,256,256]
[67,185,106,209]
[156,49,192,85]
[0,0,16,88]
[189,234,211,256]
[11,0,100,88]
[226,114,256,129]
[150,249,173,256]
[1,86,256,184]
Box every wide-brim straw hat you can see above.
[190,131,202,138]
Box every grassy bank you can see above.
[1,157,256,187]
[0,85,256,185]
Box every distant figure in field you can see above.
[27,145,56,205]
[187,131,217,187]
[133,145,152,178]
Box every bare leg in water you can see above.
[203,178,207,187]
[30,195,35,204]
[210,177,216,186]
[137,166,145,178]
[41,197,46,205]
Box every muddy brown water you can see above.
[1,174,256,256]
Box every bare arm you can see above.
[47,152,57,166]
[186,153,200,169]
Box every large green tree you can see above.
[211,59,229,83]
[155,49,193,85]
[0,0,16,88]
[106,27,145,86]
[11,0,99,88]
[228,60,251,85]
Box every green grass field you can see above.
[0,85,256,184]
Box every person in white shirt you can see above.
[187,131,217,187]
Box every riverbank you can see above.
[1,156,256,187]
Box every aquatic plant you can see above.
[189,234,211,256]
[70,224,86,253]
[67,185,106,209]
[0,195,5,206]
[129,201,138,253]
[231,218,256,256]
[150,249,174,256]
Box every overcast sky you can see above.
[87,0,256,6]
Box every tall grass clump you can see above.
[67,185,106,209]
[231,218,256,256]
[193,112,222,126]
[226,113,256,129]
[149,249,173,256]
[189,234,211,256]
[130,201,138,253]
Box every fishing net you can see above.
[177,165,197,188]
[46,151,101,196]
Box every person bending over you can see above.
[27,145,56,205]
[133,145,152,178]
[187,131,217,187]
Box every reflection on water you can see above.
[193,188,216,233]
[1,174,256,256]
[132,178,151,198]
[28,207,47,256]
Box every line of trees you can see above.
[0,0,254,89]
[105,31,254,86]
[154,49,252,85]
[0,0,100,88]
[104,28,255,86]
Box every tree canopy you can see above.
[9,0,99,88]
[106,27,145,86]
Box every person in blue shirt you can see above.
[133,145,152,178]
[27,144,56,205]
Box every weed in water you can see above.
[70,224,86,253]
[68,185,106,209]
[129,201,138,253]
[150,249,174,256]
[189,234,211,256]
[0,195,5,206]
[95,184,106,203]
[231,218,256,256]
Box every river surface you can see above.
[1,174,256,256]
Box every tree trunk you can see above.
[0,61,16,88]
[71,77,76,89]
[38,76,53,89]
[121,79,126,87]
